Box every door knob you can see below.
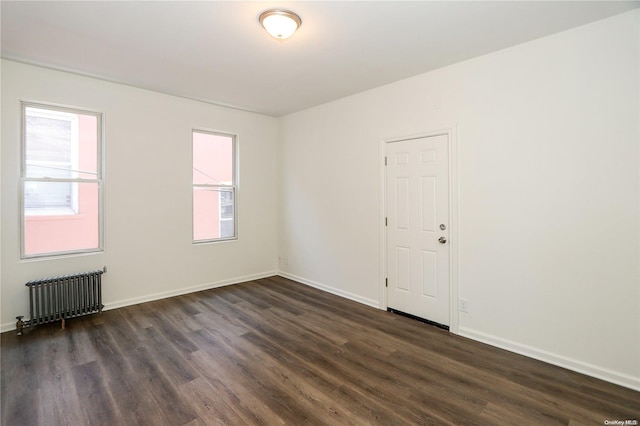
[438,237,447,244]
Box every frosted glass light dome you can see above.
[259,9,302,40]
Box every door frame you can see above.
[380,125,459,334]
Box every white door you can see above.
[386,134,450,326]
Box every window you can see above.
[192,130,237,242]
[219,190,234,237]
[21,103,103,258]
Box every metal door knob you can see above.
[438,237,447,244]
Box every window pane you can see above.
[25,180,73,211]
[25,107,99,179]
[193,188,235,241]
[193,132,233,185]
[220,190,234,219]
[220,189,235,238]
[24,182,100,256]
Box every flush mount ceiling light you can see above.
[259,9,301,40]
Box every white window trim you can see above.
[192,129,238,244]
[20,101,105,259]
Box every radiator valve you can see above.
[16,316,24,336]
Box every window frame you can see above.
[191,129,238,244]
[20,101,105,259]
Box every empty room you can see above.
[1,1,639,425]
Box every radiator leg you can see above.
[61,317,66,330]
[16,316,24,336]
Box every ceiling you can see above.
[2,1,638,117]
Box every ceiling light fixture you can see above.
[259,9,301,41]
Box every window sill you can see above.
[21,247,103,261]
[193,236,238,245]
[25,213,85,222]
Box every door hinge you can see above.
[385,217,388,226]
[384,156,387,166]
[385,278,388,287]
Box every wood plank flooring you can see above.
[2,276,638,425]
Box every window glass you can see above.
[192,131,236,242]
[22,104,103,258]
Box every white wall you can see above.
[1,60,279,330]
[278,10,640,389]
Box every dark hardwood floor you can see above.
[2,276,638,425]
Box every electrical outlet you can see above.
[459,299,469,313]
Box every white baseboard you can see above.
[5,270,637,393]
[459,326,640,392]
[103,270,278,312]
[277,271,380,309]
[1,322,18,333]
[275,273,640,391]
[0,270,277,333]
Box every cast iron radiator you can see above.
[16,269,104,334]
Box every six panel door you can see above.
[386,134,450,326]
